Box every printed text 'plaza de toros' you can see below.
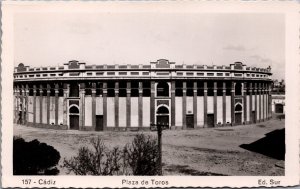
[13,59,273,131]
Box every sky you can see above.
[14,13,285,80]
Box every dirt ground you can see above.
[14,119,285,176]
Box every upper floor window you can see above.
[156,82,169,97]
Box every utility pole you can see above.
[151,123,163,175]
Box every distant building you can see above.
[13,59,273,131]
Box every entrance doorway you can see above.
[69,115,79,130]
[156,115,169,128]
[235,113,242,124]
[156,106,169,128]
[69,106,79,130]
[251,111,256,123]
[96,115,103,131]
[275,104,284,114]
[186,115,194,129]
[207,114,214,127]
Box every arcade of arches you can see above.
[14,80,272,130]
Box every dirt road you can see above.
[14,119,285,176]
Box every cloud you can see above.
[223,45,246,51]
[249,55,273,64]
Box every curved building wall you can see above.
[13,60,273,131]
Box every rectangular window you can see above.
[186,65,193,69]
[119,65,127,69]
[247,74,250,77]
[156,72,169,75]
[58,73,63,76]
[107,72,115,75]
[142,72,149,75]
[119,72,127,75]
[197,72,204,76]
[36,68,40,71]
[36,74,40,77]
[87,72,93,76]
[217,73,223,76]
[234,73,242,77]
[143,65,151,68]
[186,72,194,76]
[19,75,23,78]
[197,65,204,69]
[29,68,34,71]
[50,74,56,77]
[131,72,139,75]
[252,74,255,77]
[50,67,56,70]
[107,65,115,69]
[131,65,139,69]
[177,72,183,76]
[207,73,214,76]
[42,67,48,70]
[225,73,230,76]
[43,74,48,77]
[96,65,104,69]
[29,75,34,78]
[96,72,104,75]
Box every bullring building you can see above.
[13,59,272,131]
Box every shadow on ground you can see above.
[164,164,227,176]
[240,128,285,160]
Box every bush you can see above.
[63,133,159,175]
[63,137,124,175]
[124,134,159,175]
[13,136,60,175]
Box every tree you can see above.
[13,136,60,175]
[63,134,159,175]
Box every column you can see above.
[213,81,217,126]
[115,82,119,129]
[193,81,197,128]
[33,85,37,125]
[182,81,187,129]
[222,82,226,125]
[46,84,51,125]
[92,83,96,130]
[138,82,143,128]
[262,83,265,121]
[16,86,20,124]
[13,87,17,123]
[203,81,208,127]
[21,85,25,125]
[63,84,69,126]
[231,81,235,125]
[268,82,272,119]
[150,81,155,125]
[249,83,253,123]
[25,85,29,124]
[126,81,131,128]
[55,83,59,125]
[39,84,43,124]
[254,83,258,123]
[258,83,261,122]
[103,82,107,130]
[171,81,176,128]
[79,83,85,130]
[243,82,247,124]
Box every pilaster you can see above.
[203,82,208,127]
[182,81,187,129]
[55,83,59,125]
[126,81,131,128]
[243,82,247,124]
[193,81,197,128]
[231,81,235,125]
[171,81,176,127]
[213,81,217,126]
[150,81,155,125]
[115,82,119,129]
[138,82,143,128]
[103,82,108,130]
[92,83,96,130]
[222,82,226,125]
[33,85,37,125]
[46,84,51,125]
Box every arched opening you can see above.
[235,104,242,111]
[157,82,169,97]
[235,82,242,96]
[275,104,284,114]
[156,106,169,127]
[69,106,79,130]
[69,106,79,114]
[69,83,79,97]
[157,106,169,114]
